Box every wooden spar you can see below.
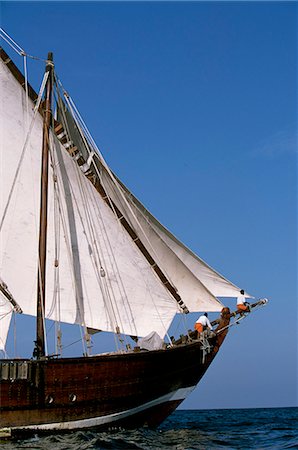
[0,47,38,104]
[35,53,53,359]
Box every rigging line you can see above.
[169,307,190,340]
[89,187,136,340]
[75,164,128,340]
[0,310,13,320]
[144,276,176,341]
[23,54,29,131]
[37,242,48,357]
[0,70,49,232]
[13,312,17,357]
[53,178,88,356]
[53,192,87,356]
[180,312,191,341]
[49,136,88,356]
[85,199,130,342]
[41,132,57,320]
[24,55,41,247]
[61,337,85,351]
[88,172,138,332]
[0,348,9,359]
[57,182,93,355]
[63,92,104,160]
[97,175,173,339]
[49,135,81,305]
[64,95,101,160]
[64,160,125,350]
[171,315,183,340]
[55,77,94,153]
[100,175,174,338]
[53,173,62,356]
[69,160,123,345]
[54,169,62,324]
[0,28,50,63]
[45,136,61,322]
[0,28,24,55]
[46,160,61,321]
[21,51,41,254]
[53,92,121,339]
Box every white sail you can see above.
[0,57,179,349]
[0,56,43,349]
[0,295,12,352]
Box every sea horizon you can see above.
[178,404,298,411]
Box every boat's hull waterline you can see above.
[0,317,229,435]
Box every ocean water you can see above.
[0,407,297,450]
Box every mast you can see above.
[35,52,53,359]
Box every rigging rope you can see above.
[0,28,24,55]
[45,122,63,356]
[23,54,30,132]
[48,134,89,356]
[0,28,50,63]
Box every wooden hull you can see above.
[0,329,227,435]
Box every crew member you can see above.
[195,312,213,334]
[237,289,250,312]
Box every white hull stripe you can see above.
[14,386,196,431]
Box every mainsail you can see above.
[0,50,244,352]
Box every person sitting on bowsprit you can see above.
[237,289,251,313]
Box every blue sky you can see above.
[0,1,297,409]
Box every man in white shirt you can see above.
[195,312,213,334]
[237,289,250,312]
